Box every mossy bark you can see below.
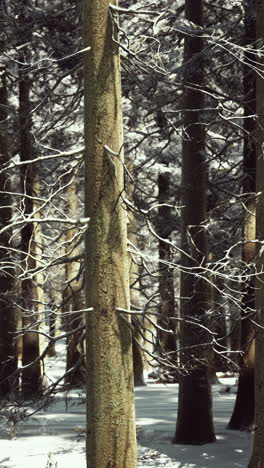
[84,1,137,466]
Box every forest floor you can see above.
[0,342,252,468]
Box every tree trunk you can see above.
[64,175,86,388]
[129,222,145,387]
[127,162,145,387]
[207,267,224,381]
[157,170,177,358]
[84,1,137,466]
[33,173,46,360]
[229,0,256,431]
[19,61,42,399]
[0,71,17,397]
[247,1,264,465]
[47,307,57,358]
[65,288,86,388]
[228,368,255,431]
[174,0,215,445]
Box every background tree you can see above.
[19,51,42,399]
[64,172,86,388]
[157,169,177,360]
[174,0,216,445]
[127,163,146,387]
[0,70,17,397]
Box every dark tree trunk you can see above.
[0,72,18,397]
[47,308,56,357]
[157,170,177,358]
[207,270,225,380]
[132,331,145,387]
[228,368,255,431]
[174,0,215,445]
[64,289,86,388]
[127,161,145,387]
[19,62,42,399]
[63,176,86,388]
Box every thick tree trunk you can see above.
[248,1,264,465]
[174,0,215,445]
[228,368,255,431]
[0,72,17,397]
[84,1,137,466]
[229,0,256,431]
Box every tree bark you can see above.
[0,71,17,397]
[247,1,264,465]
[84,1,137,466]
[229,0,256,432]
[127,166,145,387]
[19,62,42,399]
[64,175,86,388]
[174,0,215,445]
[157,170,177,358]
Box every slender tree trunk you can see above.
[47,306,56,358]
[64,176,86,388]
[33,173,46,360]
[19,62,42,399]
[229,0,256,431]
[248,1,264,465]
[174,0,215,445]
[84,1,137,466]
[65,288,86,388]
[207,266,224,382]
[127,165,145,387]
[228,288,241,367]
[0,71,17,397]
[157,170,177,358]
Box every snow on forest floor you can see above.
[0,342,252,468]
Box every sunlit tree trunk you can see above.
[247,1,264,465]
[174,0,215,444]
[33,172,46,360]
[84,1,137,466]
[0,71,17,397]
[229,0,256,432]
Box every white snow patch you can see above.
[0,343,252,467]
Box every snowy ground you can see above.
[0,343,253,468]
